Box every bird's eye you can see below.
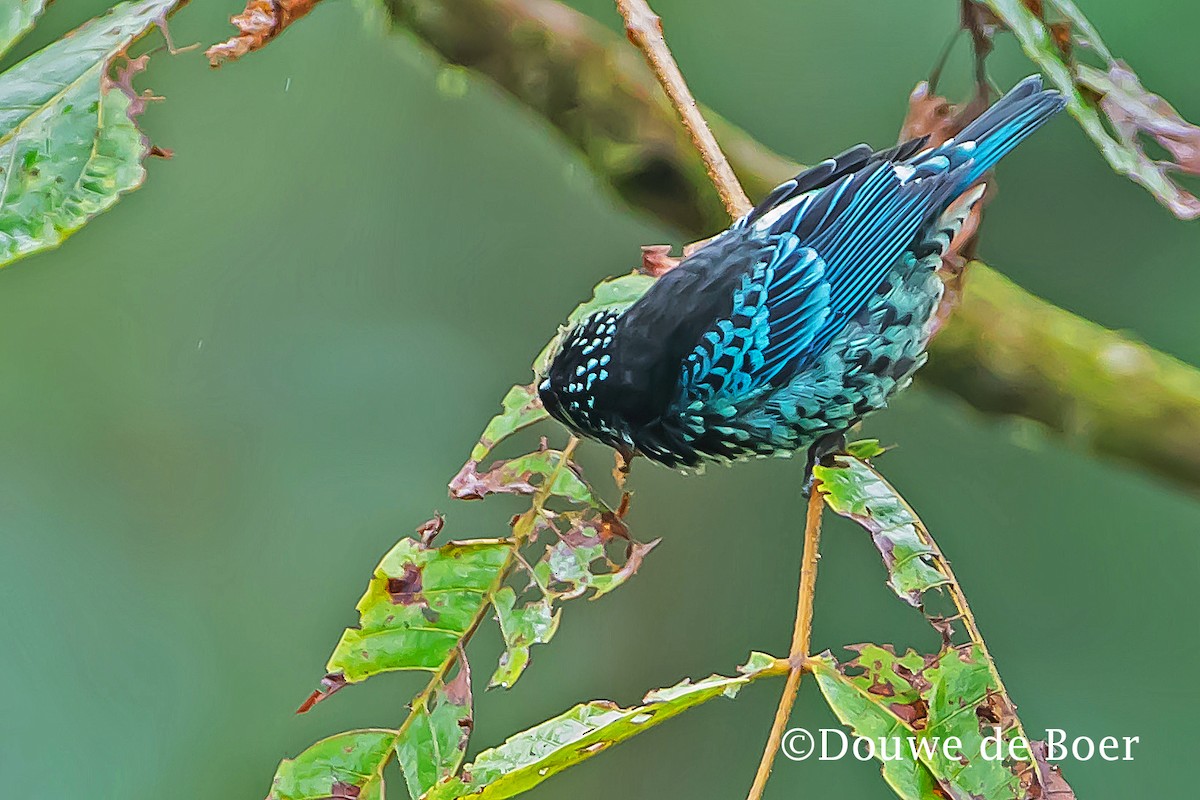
[538,378,551,392]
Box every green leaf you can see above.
[981,0,1200,219]
[815,456,949,609]
[468,381,549,462]
[468,384,548,464]
[267,729,396,800]
[397,660,474,799]
[812,645,1036,800]
[426,653,781,799]
[489,587,559,689]
[0,0,180,268]
[324,538,511,684]
[0,0,47,59]
[491,508,655,688]
[844,438,887,460]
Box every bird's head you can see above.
[537,308,623,440]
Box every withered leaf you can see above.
[639,244,681,276]
[812,644,1075,799]
[207,0,321,67]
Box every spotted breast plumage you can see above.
[538,76,1064,472]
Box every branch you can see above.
[373,0,1200,493]
[613,0,751,218]
[746,485,824,800]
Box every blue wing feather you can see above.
[680,235,829,405]
[677,76,1064,412]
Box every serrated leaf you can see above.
[0,0,180,268]
[815,457,949,608]
[489,587,559,689]
[0,1,47,59]
[426,653,781,800]
[267,729,395,800]
[322,538,511,685]
[397,660,474,799]
[812,644,1044,800]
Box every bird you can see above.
[538,76,1064,478]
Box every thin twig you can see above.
[613,0,752,218]
[608,3,818,792]
[745,483,824,800]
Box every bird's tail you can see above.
[953,75,1065,187]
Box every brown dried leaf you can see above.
[416,513,445,547]
[898,81,959,147]
[639,244,680,276]
[295,672,348,714]
[387,562,424,606]
[1031,740,1079,799]
[1048,20,1072,60]
[206,0,321,67]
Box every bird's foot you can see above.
[801,431,848,497]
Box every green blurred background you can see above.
[2,0,1198,797]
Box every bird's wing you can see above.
[760,155,965,358]
[679,233,829,405]
[679,148,966,406]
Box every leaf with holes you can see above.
[397,659,474,799]
[0,0,182,268]
[267,729,395,800]
[815,456,949,609]
[530,509,657,602]
[489,587,560,689]
[811,644,1073,800]
[302,537,510,710]
[425,653,780,800]
[451,449,598,505]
